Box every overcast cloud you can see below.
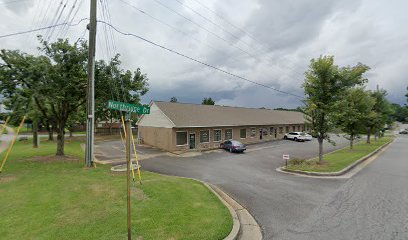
[1,0,407,108]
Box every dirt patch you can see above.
[131,187,149,201]
[28,155,80,163]
[0,174,17,183]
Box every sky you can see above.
[1,0,407,109]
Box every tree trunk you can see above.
[367,127,371,144]
[33,119,39,148]
[47,122,54,141]
[318,137,324,163]
[350,133,354,150]
[56,122,66,156]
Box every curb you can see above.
[279,139,394,177]
[204,183,241,240]
[208,184,262,240]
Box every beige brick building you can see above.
[137,101,307,152]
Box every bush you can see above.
[288,158,306,165]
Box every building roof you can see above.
[143,101,306,128]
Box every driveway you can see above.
[96,135,351,239]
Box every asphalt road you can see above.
[96,132,408,239]
[97,135,350,239]
[282,132,408,240]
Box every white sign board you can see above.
[283,154,290,160]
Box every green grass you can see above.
[0,139,232,240]
[286,137,393,172]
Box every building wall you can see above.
[168,123,306,152]
[138,126,173,151]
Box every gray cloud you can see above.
[0,0,407,109]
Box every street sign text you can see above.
[107,100,150,114]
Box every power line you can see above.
[0,18,88,39]
[97,20,304,100]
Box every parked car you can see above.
[399,129,408,134]
[220,140,246,153]
[283,132,313,142]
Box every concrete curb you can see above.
[208,184,262,240]
[204,183,241,240]
[279,138,394,177]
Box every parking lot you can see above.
[96,135,351,239]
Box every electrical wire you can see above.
[0,18,88,39]
[97,20,304,100]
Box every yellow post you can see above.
[121,115,136,182]
[0,116,26,173]
[131,130,142,184]
[0,116,11,137]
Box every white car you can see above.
[284,132,313,142]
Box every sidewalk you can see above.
[0,127,14,154]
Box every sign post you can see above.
[107,100,150,240]
[283,154,290,168]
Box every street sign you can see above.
[107,100,150,114]
[283,154,290,160]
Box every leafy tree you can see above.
[170,97,178,103]
[364,89,392,143]
[202,97,215,105]
[303,56,369,163]
[335,88,375,149]
[390,103,408,123]
[94,55,149,133]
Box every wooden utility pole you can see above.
[85,0,97,167]
[125,119,132,239]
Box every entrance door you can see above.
[274,128,277,138]
[189,133,196,149]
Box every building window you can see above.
[200,130,210,143]
[240,129,246,139]
[176,131,187,146]
[279,127,283,134]
[262,128,268,136]
[292,126,296,131]
[250,128,256,137]
[214,129,222,142]
[225,129,233,140]
[286,126,289,133]
[270,127,274,135]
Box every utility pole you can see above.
[125,119,132,240]
[86,0,97,167]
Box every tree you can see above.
[202,97,215,105]
[335,88,375,149]
[303,56,369,163]
[364,89,392,143]
[94,54,149,133]
[390,103,408,123]
[170,97,178,103]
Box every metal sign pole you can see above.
[125,119,132,240]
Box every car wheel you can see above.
[229,147,233,153]
[294,137,298,142]
[283,136,287,140]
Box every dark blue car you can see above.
[220,140,246,153]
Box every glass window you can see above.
[225,129,233,140]
[270,127,274,135]
[262,128,268,136]
[279,127,283,134]
[214,130,222,142]
[286,126,289,133]
[250,128,256,137]
[240,129,246,139]
[200,130,209,143]
[292,126,296,131]
[176,131,187,145]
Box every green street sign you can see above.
[107,100,150,114]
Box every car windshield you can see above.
[231,141,242,145]
[300,132,306,136]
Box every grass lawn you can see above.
[0,138,232,240]
[286,137,393,172]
